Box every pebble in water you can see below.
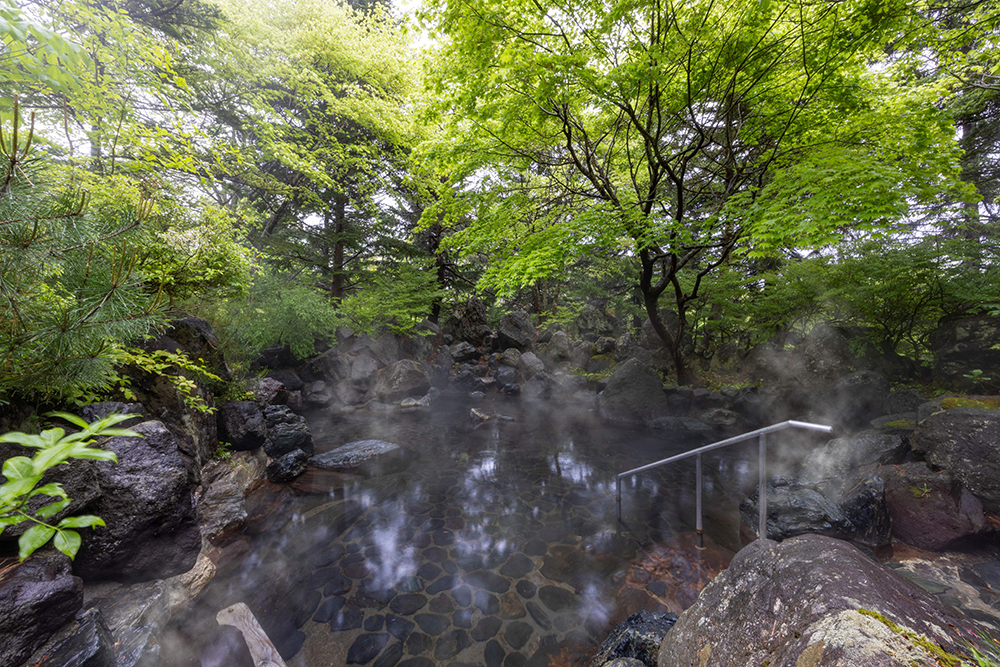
[452,586,472,607]
[453,607,474,629]
[346,633,390,664]
[470,617,501,641]
[515,580,537,598]
[434,629,471,661]
[413,613,450,636]
[484,639,505,667]
[385,614,415,641]
[313,596,345,623]
[389,593,427,615]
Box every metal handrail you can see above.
[615,420,833,547]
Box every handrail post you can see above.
[758,432,767,541]
[695,453,703,549]
[616,476,622,522]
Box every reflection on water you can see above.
[164,395,752,667]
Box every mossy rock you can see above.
[941,396,1000,410]
[882,419,916,429]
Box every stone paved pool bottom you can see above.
[163,396,763,667]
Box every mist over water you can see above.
[162,395,807,667]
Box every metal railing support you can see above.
[615,420,832,543]
[758,432,767,541]
[695,453,703,549]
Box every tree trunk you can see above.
[331,194,346,301]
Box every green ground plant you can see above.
[0,412,139,561]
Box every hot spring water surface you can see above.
[165,396,765,667]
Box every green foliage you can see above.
[420,0,964,383]
[140,205,254,303]
[0,411,139,561]
[0,3,90,100]
[189,272,342,367]
[338,260,445,335]
[0,105,164,405]
[964,629,1000,667]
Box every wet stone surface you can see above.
[158,396,748,667]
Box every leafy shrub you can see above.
[0,104,164,404]
[0,412,138,561]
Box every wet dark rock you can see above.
[427,575,457,595]
[452,586,472,607]
[449,341,481,364]
[76,402,146,429]
[930,315,1000,390]
[884,389,927,415]
[324,575,352,596]
[498,311,536,351]
[314,597,345,623]
[424,546,448,563]
[522,539,547,557]
[645,581,666,596]
[399,658,435,667]
[434,629,471,661]
[23,607,115,667]
[659,535,976,667]
[449,369,488,395]
[433,529,455,546]
[540,545,587,585]
[366,615,385,632]
[417,563,442,581]
[525,601,552,630]
[266,448,310,483]
[87,580,168,667]
[72,420,201,583]
[516,581,537,598]
[310,439,410,478]
[266,368,305,391]
[485,640,506,667]
[475,591,500,615]
[801,431,907,481]
[464,570,511,594]
[494,366,521,394]
[522,372,562,401]
[331,609,364,631]
[0,551,83,667]
[456,554,484,571]
[344,561,371,579]
[499,553,535,579]
[348,633,390,664]
[740,467,891,548]
[504,621,534,650]
[590,610,677,667]
[518,352,546,379]
[263,406,314,457]
[405,632,433,655]
[374,360,431,402]
[414,613,450,636]
[385,614,415,640]
[351,355,380,389]
[466,616,500,642]
[390,593,428,615]
[884,462,988,550]
[373,641,404,667]
[429,595,454,613]
[538,585,576,613]
[577,303,620,341]
[597,359,669,426]
[449,297,492,346]
[453,608,474,629]
[912,407,1000,514]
